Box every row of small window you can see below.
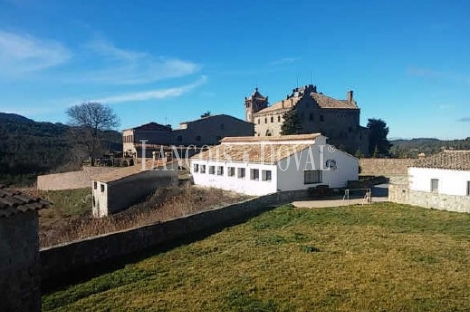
[193,163,323,185]
[431,179,470,195]
[194,164,272,181]
[257,114,326,125]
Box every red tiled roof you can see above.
[220,133,322,143]
[256,92,358,114]
[0,185,49,218]
[411,150,470,171]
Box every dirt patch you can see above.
[39,185,250,248]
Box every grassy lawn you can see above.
[42,203,470,311]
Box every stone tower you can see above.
[244,88,268,123]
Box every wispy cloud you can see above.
[68,39,200,85]
[0,29,71,77]
[457,117,470,122]
[269,57,298,66]
[93,76,207,104]
[407,67,470,86]
[438,104,453,110]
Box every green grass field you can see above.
[42,203,470,311]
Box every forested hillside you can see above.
[0,113,121,185]
[390,137,470,158]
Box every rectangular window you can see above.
[320,115,324,122]
[250,169,260,180]
[431,179,439,193]
[217,166,224,175]
[200,165,206,173]
[237,168,246,178]
[193,163,199,173]
[304,170,322,184]
[309,113,314,121]
[209,166,215,174]
[228,167,235,177]
[467,181,470,196]
[177,135,183,142]
[262,170,272,181]
[196,135,201,142]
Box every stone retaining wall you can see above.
[0,211,41,312]
[360,159,414,176]
[389,182,470,213]
[40,190,307,283]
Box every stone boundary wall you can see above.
[37,166,116,191]
[389,183,470,213]
[0,211,41,312]
[40,190,307,282]
[360,159,415,176]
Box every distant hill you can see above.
[390,137,470,158]
[0,112,122,186]
[0,112,33,123]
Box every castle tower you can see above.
[244,88,268,123]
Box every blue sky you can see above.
[0,0,469,139]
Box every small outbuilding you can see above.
[0,185,49,312]
[391,150,470,213]
[91,160,178,217]
[190,134,358,196]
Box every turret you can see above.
[245,87,268,123]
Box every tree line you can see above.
[0,103,121,186]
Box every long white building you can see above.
[190,134,358,196]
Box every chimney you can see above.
[347,90,354,103]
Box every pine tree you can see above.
[372,145,380,158]
[354,149,364,158]
[367,118,392,156]
[281,108,302,135]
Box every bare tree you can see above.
[66,102,120,166]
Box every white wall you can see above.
[191,160,278,196]
[277,145,358,191]
[191,143,358,195]
[409,167,470,196]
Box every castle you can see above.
[245,84,369,155]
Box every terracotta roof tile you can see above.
[256,92,358,115]
[0,185,49,218]
[220,133,322,143]
[411,150,470,170]
[191,143,312,164]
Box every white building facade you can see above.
[409,167,470,196]
[190,134,358,196]
[389,150,470,213]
